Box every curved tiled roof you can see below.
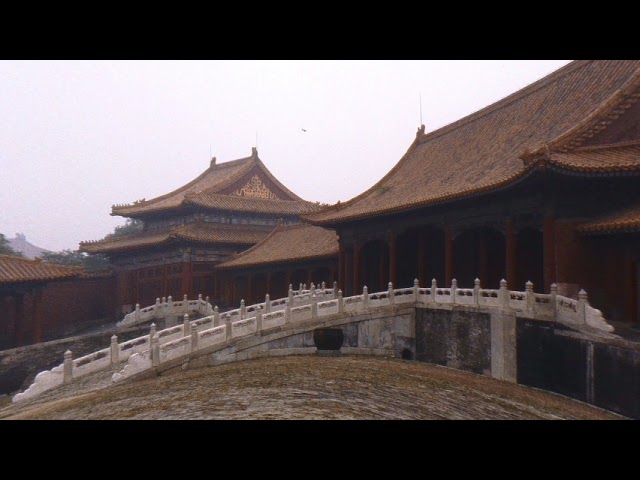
[0,255,82,285]
[578,203,640,235]
[543,144,640,172]
[217,224,338,270]
[79,223,275,254]
[112,149,315,217]
[185,191,321,215]
[305,60,640,225]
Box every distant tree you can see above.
[103,218,144,240]
[0,233,22,257]
[41,249,110,271]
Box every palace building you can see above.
[80,60,640,327]
[80,148,320,314]
[304,60,640,324]
[216,223,339,305]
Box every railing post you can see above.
[451,279,457,304]
[525,281,535,313]
[225,317,233,341]
[288,284,294,306]
[63,350,73,384]
[191,321,199,352]
[167,295,174,316]
[578,289,588,324]
[338,290,344,313]
[299,283,303,293]
[431,278,437,303]
[310,282,316,297]
[388,282,395,305]
[473,278,481,307]
[110,335,119,364]
[499,279,509,309]
[183,314,190,337]
[414,278,420,302]
[240,299,246,320]
[150,322,157,344]
[550,283,558,316]
[256,306,263,331]
[151,334,160,367]
[160,297,166,318]
[135,303,140,322]
[362,286,369,308]
[183,294,188,314]
[205,296,213,315]
[322,281,326,291]
[333,281,338,299]
[303,283,307,291]
[198,294,203,314]
[213,306,220,327]
[155,297,161,316]
[265,294,271,313]
[311,294,318,319]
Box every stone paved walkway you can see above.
[0,356,623,420]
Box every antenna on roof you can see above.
[419,92,423,126]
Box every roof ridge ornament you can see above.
[251,147,258,158]
[416,124,426,137]
[210,156,216,168]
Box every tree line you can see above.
[0,219,143,270]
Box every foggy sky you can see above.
[0,60,570,252]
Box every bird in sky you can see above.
[301,128,307,132]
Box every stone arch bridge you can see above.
[15,278,619,411]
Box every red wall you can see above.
[0,275,116,349]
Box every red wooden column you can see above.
[344,248,353,296]
[543,216,556,293]
[418,231,426,287]
[505,220,518,289]
[478,230,488,286]
[162,267,168,298]
[247,274,254,304]
[135,270,141,305]
[624,248,637,324]
[389,231,398,287]
[231,276,237,306]
[33,287,44,344]
[14,293,24,347]
[379,249,386,291]
[353,240,361,294]
[183,262,193,298]
[338,244,346,292]
[266,272,272,297]
[445,225,454,286]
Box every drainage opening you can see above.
[401,348,413,360]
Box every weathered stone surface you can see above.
[0,356,622,420]
[594,344,640,419]
[491,312,517,382]
[415,308,491,375]
[0,326,145,395]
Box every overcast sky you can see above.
[0,60,571,252]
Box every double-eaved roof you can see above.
[81,223,274,254]
[111,148,320,218]
[81,149,321,254]
[304,60,640,226]
[217,224,338,270]
[0,255,82,286]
